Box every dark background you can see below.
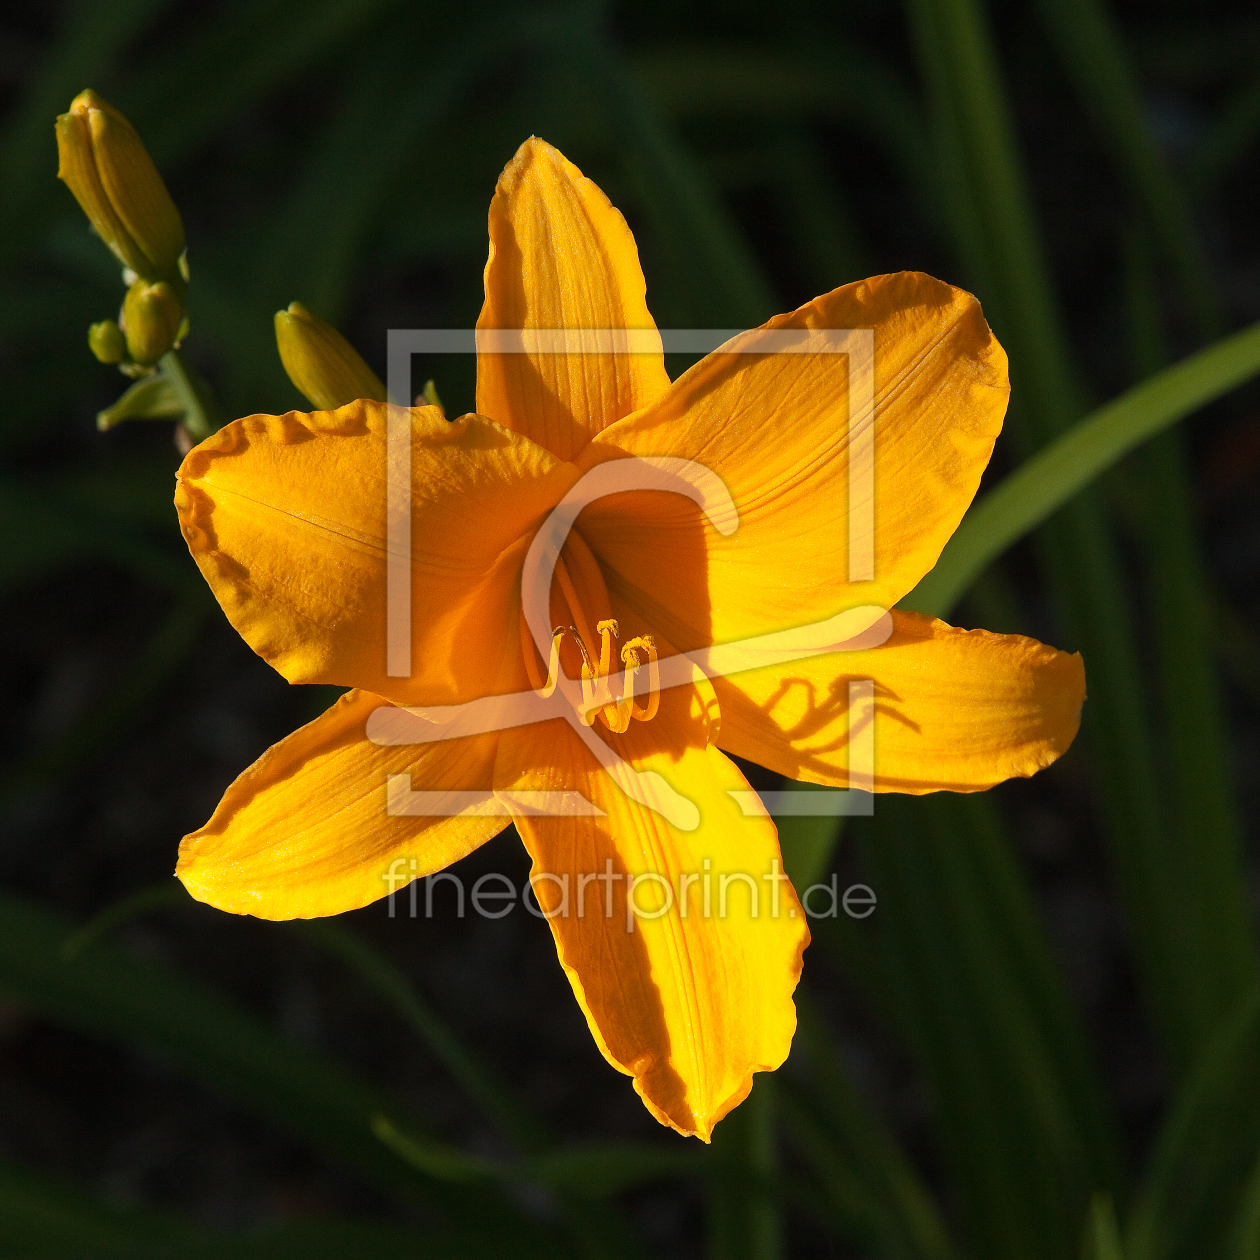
[1,1,1259,1256]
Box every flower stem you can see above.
[159,347,222,441]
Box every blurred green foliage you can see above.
[3,0,1260,1256]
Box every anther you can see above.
[621,635,660,723]
[595,619,618,680]
[559,619,661,732]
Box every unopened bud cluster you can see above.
[57,89,189,369]
[59,88,390,430]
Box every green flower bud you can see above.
[88,319,127,364]
[96,373,184,432]
[419,378,445,414]
[122,278,183,365]
[274,301,387,410]
[56,89,185,281]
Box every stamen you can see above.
[602,697,633,734]
[621,635,660,723]
[578,619,633,731]
[539,628,565,698]
[519,611,566,698]
[595,618,618,679]
[575,627,603,726]
[523,540,660,730]
[575,626,660,733]
[571,627,593,671]
[554,556,597,658]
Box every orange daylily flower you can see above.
[173,138,1084,1140]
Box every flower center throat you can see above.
[519,552,660,733]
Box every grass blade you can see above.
[631,45,933,209]
[301,922,654,1258]
[904,0,1243,1071]
[841,795,1119,1260]
[1118,234,1257,1052]
[0,889,570,1252]
[576,35,776,327]
[780,994,957,1259]
[707,1077,782,1260]
[299,921,546,1153]
[119,0,407,165]
[907,317,1260,617]
[771,127,871,290]
[777,808,846,897]
[1187,69,1260,194]
[1029,0,1224,336]
[60,883,187,959]
[1128,989,1260,1260]
[1082,1194,1126,1260]
[1032,0,1258,1065]
[1226,1150,1260,1260]
[521,1143,703,1198]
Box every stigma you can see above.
[531,618,660,732]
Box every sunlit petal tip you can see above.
[713,610,1087,794]
[565,929,806,1143]
[629,932,806,1142]
[498,689,809,1139]
[677,941,807,1144]
[177,690,505,920]
[478,136,670,459]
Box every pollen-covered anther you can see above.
[577,621,659,732]
[620,635,660,723]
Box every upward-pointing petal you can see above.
[477,138,671,461]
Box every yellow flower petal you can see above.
[494,667,808,1140]
[477,138,671,462]
[168,131,1084,1143]
[175,400,577,706]
[713,610,1085,793]
[177,690,506,919]
[575,272,1008,651]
